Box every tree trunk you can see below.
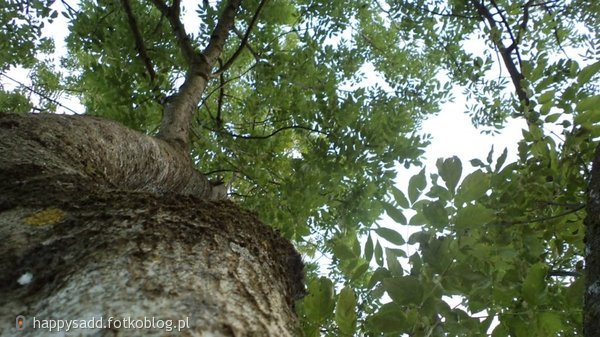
[0,113,304,337]
[585,143,600,336]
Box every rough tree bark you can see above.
[0,112,305,336]
[585,143,600,335]
[0,1,305,335]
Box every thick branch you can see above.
[121,0,156,82]
[155,0,242,149]
[202,0,243,66]
[0,113,216,198]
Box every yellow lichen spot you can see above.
[24,208,66,226]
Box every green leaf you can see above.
[367,303,409,333]
[436,156,462,194]
[486,146,494,164]
[454,204,495,229]
[335,286,357,336]
[566,277,584,307]
[375,227,405,245]
[538,90,555,104]
[391,186,410,208]
[578,60,600,84]
[576,95,600,113]
[494,147,508,172]
[575,107,600,125]
[385,248,404,276]
[374,240,384,267]
[367,267,391,289]
[408,168,426,203]
[383,276,423,305]
[382,201,407,225]
[364,233,374,262]
[538,312,563,335]
[522,262,548,305]
[456,170,490,204]
[303,277,335,323]
[331,239,357,260]
[422,200,448,228]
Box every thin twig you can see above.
[0,72,81,115]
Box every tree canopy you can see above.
[1,0,599,335]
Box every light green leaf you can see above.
[538,90,555,104]
[576,95,600,113]
[456,170,490,204]
[454,204,495,229]
[522,262,548,305]
[538,312,563,335]
[335,286,357,336]
[303,277,335,323]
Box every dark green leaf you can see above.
[385,248,404,276]
[422,200,448,228]
[375,227,405,245]
[364,233,374,262]
[382,201,407,225]
[494,148,508,172]
[383,276,423,305]
[367,303,409,333]
[391,186,410,208]
[408,168,426,203]
[436,156,462,194]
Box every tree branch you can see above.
[472,0,529,107]
[548,269,581,277]
[121,0,156,82]
[202,0,243,66]
[212,0,268,77]
[206,124,329,140]
[503,204,585,226]
[216,58,225,128]
[232,26,261,61]
[149,0,197,65]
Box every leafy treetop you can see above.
[1,0,598,336]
